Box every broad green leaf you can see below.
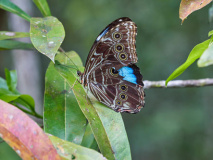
[33,0,51,17]
[56,52,131,160]
[179,0,212,23]
[5,68,17,92]
[48,134,106,160]
[81,124,98,151]
[0,31,29,40]
[44,51,87,145]
[0,40,34,50]
[30,17,65,62]
[0,0,31,21]
[197,43,213,67]
[166,39,210,85]
[89,92,132,160]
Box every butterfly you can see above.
[78,17,145,113]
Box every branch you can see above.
[143,78,213,89]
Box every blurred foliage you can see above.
[0,138,21,160]
[0,0,213,160]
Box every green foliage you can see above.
[0,0,31,21]
[0,32,29,40]
[0,40,33,50]
[81,124,98,151]
[197,43,213,67]
[0,0,213,159]
[48,134,105,160]
[33,0,51,17]
[53,52,131,159]
[44,51,87,145]
[208,30,213,37]
[166,39,210,85]
[30,17,65,62]
[197,32,213,67]
[5,68,17,92]
[0,69,42,119]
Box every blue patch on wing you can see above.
[118,67,137,84]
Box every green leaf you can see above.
[0,77,8,90]
[197,43,213,67]
[166,39,210,85]
[5,68,17,92]
[0,88,19,102]
[0,31,29,40]
[30,17,65,62]
[0,0,31,21]
[0,40,34,50]
[81,124,98,151]
[33,0,51,16]
[89,92,132,160]
[44,51,87,145]
[0,88,35,112]
[48,134,106,160]
[55,52,131,160]
[208,30,213,37]
[14,94,35,111]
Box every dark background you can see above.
[0,0,213,159]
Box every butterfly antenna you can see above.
[59,48,80,71]
[55,61,79,70]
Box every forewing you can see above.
[84,17,137,74]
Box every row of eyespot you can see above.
[108,31,129,106]
[112,32,128,61]
[117,84,128,106]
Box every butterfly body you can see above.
[78,17,145,113]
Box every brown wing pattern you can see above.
[82,17,145,114]
[88,80,144,113]
[87,63,144,113]
[84,17,137,75]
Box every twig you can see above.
[143,78,213,89]
[59,47,65,53]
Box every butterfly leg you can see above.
[86,88,90,105]
[69,78,79,89]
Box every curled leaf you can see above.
[0,100,60,160]
[180,0,212,23]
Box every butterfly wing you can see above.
[84,17,137,75]
[83,17,145,113]
[88,63,145,113]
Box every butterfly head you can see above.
[77,70,82,76]
[77,70,84,84]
